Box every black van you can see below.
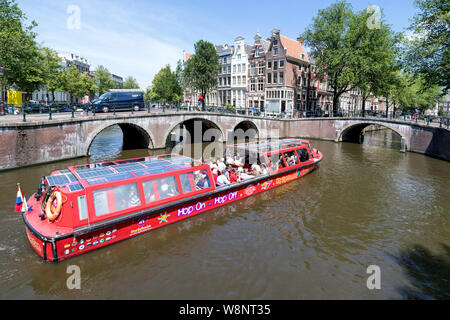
[92,90,144,113]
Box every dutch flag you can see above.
[15,184,31,213]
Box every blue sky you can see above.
[18,0,418,89]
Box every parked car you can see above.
[92,90,144,113]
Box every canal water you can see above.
[0,126,448,299]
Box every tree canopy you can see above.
[183,40,220,108]
[149,65,182,102]
[404,0,449,92]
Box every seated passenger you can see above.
[217,158,227,171]
[128,187,141,207]
[228,168,238,183]
[240,168,253,180]
[216,172,230,186]
[251,163,262,175]
[261,163,269,175]
[159,178,177,199]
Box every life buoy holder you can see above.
[45,191,62,222]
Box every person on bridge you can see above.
[82,93,91,116]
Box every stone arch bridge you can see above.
[0,112,448,170]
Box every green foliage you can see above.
[183,40,220,100]
[393,72,442,112]
[94,65,116,95]
[123,76,139,89]
[0,0,43,95]
[303,1,402,115]
[150,65,182,102]
[404,0,450,92]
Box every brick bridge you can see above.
[0,112,448,170]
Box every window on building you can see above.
[273,47,278,55]
[279,59,285,68]
[255,47,260,57]
[273,59,278,70]
[250,63,256,76]
[267,73,272,84]
[279,72,284,84]
[258,62,264,75]
[258,78,264,91]
[267,60,272,69]
[238,64,241,73]
[273,39,278,46]
[250,79,256,91]
[273,72,277,84]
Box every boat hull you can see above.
[24,162,319,262]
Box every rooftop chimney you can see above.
[297,37,304,46]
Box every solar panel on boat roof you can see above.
[47,175,70,186]
[68,183,84,192]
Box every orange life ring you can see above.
[45,191,62,222]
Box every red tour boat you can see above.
[22,139,323,261]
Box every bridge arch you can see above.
[232,120,260,143]
[337,121,409,151]
[85,122,154,155]
[163,117,225,148]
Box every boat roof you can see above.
[234,139,310,153]
[46,155,202,192]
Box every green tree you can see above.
[302,1,360,115]
[352,8,402,116]
[0,0,44,99]
[183,40,220,110]
[150,65,182,102]
[123,76,140,89]
[40,47,63,102]
[94,65,115,95]
[404,0,450,92]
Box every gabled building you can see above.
[231,36,252,114]
[264,29,310,117]
[216,44,233,106]
[247,32,270,115]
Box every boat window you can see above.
[93,183,141,217]
[297,148,311,163]
[180,173,195,194]
[142,180,157,203]
[283,151,300,166]
[268,153,287,171]
[156,176,180,200]
[193,169,211,190]
[78,195,88,221]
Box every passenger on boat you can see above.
[217,158,227,172]
[251,163,262,175]
[239,168,253,180]
[128,187,141,207]
[159,178,177,199]
[261,163,269,175]
[228,168,238,183]
[216,171,231,186]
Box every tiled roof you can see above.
[280,35,309,62]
